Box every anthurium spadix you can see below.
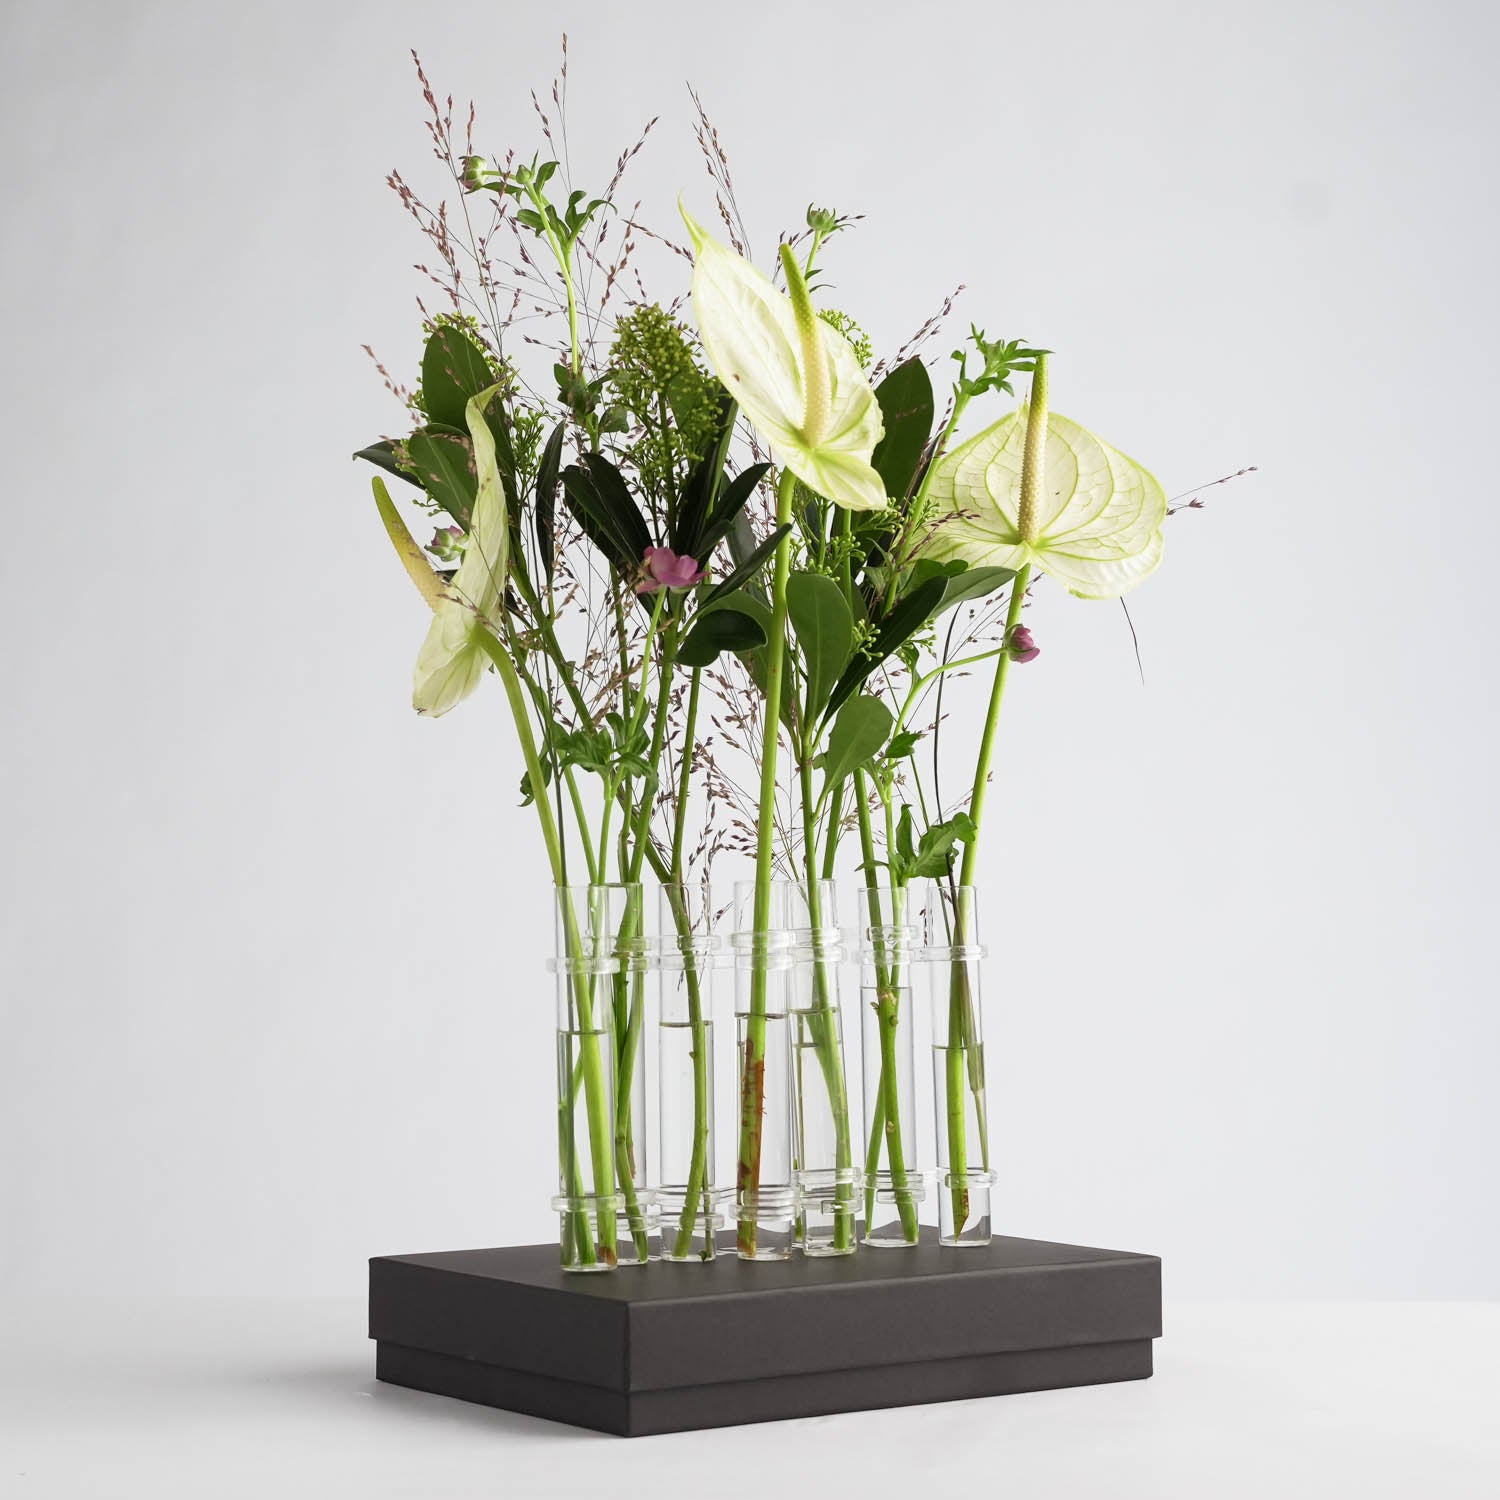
[411,386,510,716]
[919,380,1166,600]
[680,204,887,512]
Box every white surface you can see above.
[3,1299,1497,1498]
[3,0,1499,1301]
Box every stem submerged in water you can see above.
[738,470,797,1255]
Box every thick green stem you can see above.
[738,470,797,1254]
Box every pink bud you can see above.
[636,546,706,594]
[1006,624,1040,663]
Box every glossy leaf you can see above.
[560,457,651,575]
[400,427,475,527]
[909,557,1019,616]
[699,523,791,608]
[824,574,948,718]
[580,454,652,561]
[694,462,771,562]
[870,359,935,504]
[818,695,893,799]
[354,439,422,488]
[534,421,565,582]
[786,572,853,719]
[420,324,495,432]
[677,607,768,668]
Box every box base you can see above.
[375,1335,1153,1437]
[370,1231,1160,1436]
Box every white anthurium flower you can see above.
[680,204,887,512]
[919,403,1166,600]
[412,386,510,716]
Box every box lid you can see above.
[370,1231,1160,1394]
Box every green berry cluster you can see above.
[607,305,720,503]
[817,308,873,370]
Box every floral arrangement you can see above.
[357,50,1214,1270]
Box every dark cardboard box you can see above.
[369,1230,1161,1436]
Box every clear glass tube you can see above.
[860,883,925,1246]
[921,883,994,1246]
[787,881,858,1256]
[731,882,795,1259]
[656,883,725,1261]
[549,947,619,1272]
[551,885,656,1270]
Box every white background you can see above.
[2,0,1497,1305]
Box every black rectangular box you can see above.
[369,1231,1161,1436]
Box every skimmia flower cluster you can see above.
[358,50,1198,1266]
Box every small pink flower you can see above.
[1006,624,1040,663]
[636,546,706,594]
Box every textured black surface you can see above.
[369,1229,1161,1436]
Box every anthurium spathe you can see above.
[919,383,1166,600]
[412,387,510,716]
[680,204,887,512]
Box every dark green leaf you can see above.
[353,439,423,488]
[786,572,853,719]
[580,454,652,561]
[533,422,565,582]
[824,575,948,717]
[672,456,721,561]
[870,359,935,504]
[935,564,1017,615]
[400,426,476,527]
[561,465,631,572]
[420,324,496,432]
[560,457,651,574]
[695,463,771,563]
[886,729,923,760]
[677,608,768,668]
[700,523,791,608]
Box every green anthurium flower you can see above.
[412,386,510,716]
[680,203,887,512]
[918,390,1166,600]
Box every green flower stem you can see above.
[474,629,616,1264]
[611,608,674,1263]
[820,778,844,880]
[938,360,1047,1233]
[737,468,798,1255]
[671,670,702,879]
[797,755,855,1251]
[666,668,713,1259]
[943,562,1030,1231]
[876,793,920,1238]
[853,776,918,1241]
[564,769,599,886]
